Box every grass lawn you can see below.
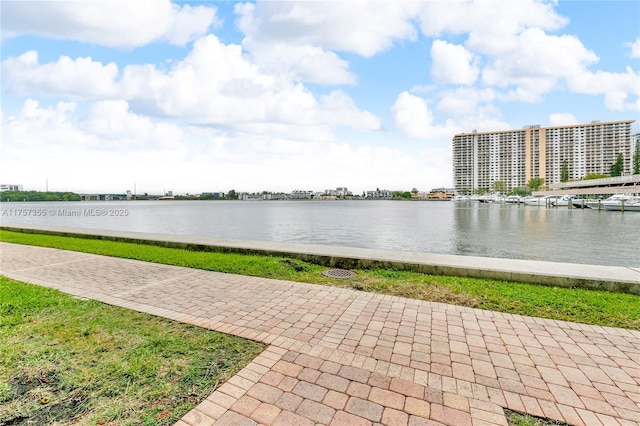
[1,229,639,331]
[0,276,265,425]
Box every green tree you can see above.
[633,143,640,174]
[526,178,545,191]
[1,191,81,202]
[491,181,506,194]
[609,153,624,177]
[561,160,569,182]
[226,189,238,200]
[511,186,531,197]
[473,188,488,195]
[583,174,608,180]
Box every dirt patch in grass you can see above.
[2,371,88,425]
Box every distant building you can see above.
[427,188,455,199]
[0,184,23,191]
[324,187,352,198]
[365,189,393,199]
[239,192,263,200]
[291,190,314,199]
[452,120,634,193]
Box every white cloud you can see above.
[430,40,479,85]
[242,41,357,85]
[391,92,460,140]
[481,28,599,100]
[1,0,218,48]
[236,1,420,57]
[83,100,188,153]
[0,99,443,194]
[121,35,379,130]
[1,51,119,99]
[457,105,511,133]
[317,91,380,131]
[2,35,380,132]
[234,1,420,86]
[627,38,640,58]
[568,67,640,111]
[549,113,579,127]
[419,0,568,54]
[437,87,497,116]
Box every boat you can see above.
[571,198,590,209]
[601,195,640,211]
[451,194,470,202]
[523,195,559,206]
[478,194,504,203]
[585,194,635,210]
[550,195,574,207]
[504,195,521,204]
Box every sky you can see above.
[1,0,639,195]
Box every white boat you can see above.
[479,194,504,203]
[551,195,574,207]
[585,194,635,210]
[451,194,470,202]
[504,195,521,204]
[523,195,559,206]
[601,195,640,211]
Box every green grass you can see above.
[1,229,639,331]
[0,276,265,425]
[506,409,569,426]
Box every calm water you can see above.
[1,200,639,267]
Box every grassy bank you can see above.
[0,276,265,425]
[1,229,639,330]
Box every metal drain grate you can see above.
[322,269,356,278]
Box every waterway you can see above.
[1,200,638,267]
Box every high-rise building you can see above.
[452,120,635,193]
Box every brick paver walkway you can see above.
[1,242,639,426]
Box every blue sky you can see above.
[1,0,639,194]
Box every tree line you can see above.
[1,191,82,202]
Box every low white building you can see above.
[291,190,314,199]
[365,189,393,199]
[0,184,23,191]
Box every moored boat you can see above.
[551,195,574,207]
[479,194,504,203]
[523,195,559,206]
[571,198,590,209]
[585,194,635,209]
[601,195,640,211]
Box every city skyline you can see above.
[452,119,635,193]
[1,1,639,194]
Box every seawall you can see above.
[2,224,639,295]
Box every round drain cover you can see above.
[322,269,356,278]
